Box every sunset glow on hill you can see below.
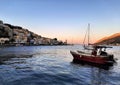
[96,32,120,43]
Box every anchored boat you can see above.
[70,24,115,67]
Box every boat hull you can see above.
[70,51,114,66]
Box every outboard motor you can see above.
[108,55,115,62]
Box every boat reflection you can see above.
[71,62,113,85]
[91,67,110,85]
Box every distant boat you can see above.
[70,24,115,67]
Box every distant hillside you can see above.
[95,33,120,45]
[0,20,67,45]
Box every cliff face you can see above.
[0,20,66,45]
[95,33,120,45]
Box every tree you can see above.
[53,38,57,41]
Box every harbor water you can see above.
[0,45,120,85]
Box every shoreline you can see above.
[0,44,74,47]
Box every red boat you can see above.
[70,24,115,66]
[70,45,115,66]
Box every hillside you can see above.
[95,33,120,45]
[0,20,67,45]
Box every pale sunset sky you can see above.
[0,0,120,44]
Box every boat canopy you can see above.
[93,45,112,49]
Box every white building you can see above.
[0,38,9,45]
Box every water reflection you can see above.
[71,62,114,85]
[0,54,33,65]
[91,68,108,85]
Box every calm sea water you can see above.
[0,45,120,85]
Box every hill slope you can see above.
[95,33,120,45]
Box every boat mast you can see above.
[88,23,90,46]
[83,23,90,49]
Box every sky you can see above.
[0,0,120,44]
